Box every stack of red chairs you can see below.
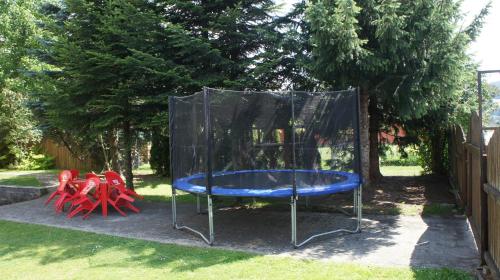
[45,170,142,219]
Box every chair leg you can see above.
[108,200,127,216]
[67,206,85,219]
[45,192,59,205]
[55,194,68,213]
[123,202,140,213]
[83,203,100,220]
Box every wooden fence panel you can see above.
[40,138,100,171]
[485,128,500,276]
[449,125,467,207]
[449,113,499,275]
[465,112,483,239]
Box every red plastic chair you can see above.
[70,169,80,179]
[104,171,143,200]
[104,171,140,215]
[67,177,101,219]
[45,170,73,207]
[107,187,138,216]
[85,173,99,179]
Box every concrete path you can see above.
[0,197,479,271]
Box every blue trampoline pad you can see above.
[173,169,360,198]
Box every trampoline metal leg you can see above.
[208,195,214,245]
[172,188,177,228]
[196,194,201,214]
[356,185,363,231]
[171,189,214,245]
[292,185,363,248]
[291,196,297,247]
[305,196,310,208]
[353,188,358,216]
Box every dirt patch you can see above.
[230,175,459,216]
[363,175,455,205]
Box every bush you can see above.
[380,145,420,166]
[16,152,55,170]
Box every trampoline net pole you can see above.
[169,95,177,228]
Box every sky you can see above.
[274,0,500,82]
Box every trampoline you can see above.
[169,88,363,247]
[174,169,360,197]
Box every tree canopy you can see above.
[306,0,490,177]
[0,0,492,185]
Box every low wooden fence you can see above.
[40,138,101,171]
[449,113,500,277]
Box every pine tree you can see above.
[39,0,219,186]
[160,0,277,90]
[306,0,489,180]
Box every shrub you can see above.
[16,152,55,170]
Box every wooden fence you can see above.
[40,138,101,171]
[449,125,467,207]
[485,128,500,277]
[449,112,500,277]
[464,112,484,241]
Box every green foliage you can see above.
[0,0,43,167]
[16,152,55,171]
[307,0,486,117]
[380,145,420,167]
[149,127,170,177]
[306,0,490,175]
[0,89,41,167]
[35,0,279,177]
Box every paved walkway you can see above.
[0,196,479,271]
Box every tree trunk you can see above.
[109,129,121,172]
[359,86,370,184]
[123,118,134,190]
[368,92,383,181]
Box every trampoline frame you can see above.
[169,87,364,248]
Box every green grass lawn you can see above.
[0,220,471,280]
[0,170,45,187]
[380,165,423,176]
[0,176,41,187]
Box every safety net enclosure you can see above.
[169,88,363,247]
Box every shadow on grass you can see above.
[0,220,254,272]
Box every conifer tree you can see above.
[306,0,489,180]
[40,0,218,186]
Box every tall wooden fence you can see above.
[40,138,101,171]
[449,125,467,207]
[484,128,500,277]
[449,113,500,277]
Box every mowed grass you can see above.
[0,176,41,187]
[0,170,45,187]
[0,220,471,280]
[380,165,423,176]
